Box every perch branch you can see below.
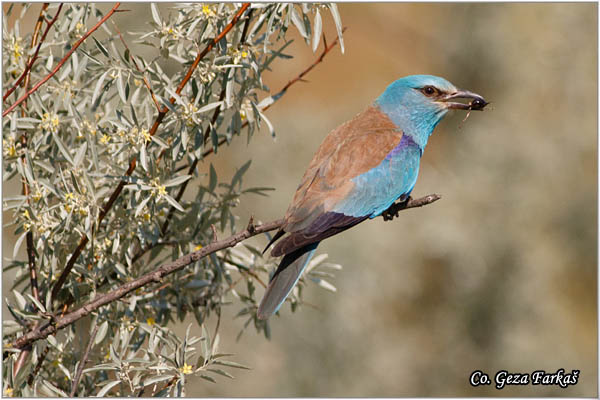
[3,3,120,117]
[11,193,440,350]
[50,3,250,306]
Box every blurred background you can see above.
[4,2,597,397]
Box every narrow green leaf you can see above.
[163,194,184,212]
[163,174,192,187]
[92,36,109,58]
[52,131,74,165]
[96,380,120,397]
[208,164,217,192]
[312,9,322,52]
[213,360,251,370]
[95,321,109,345]
[13,231,27,259]
[232,160,251,187]
[92,70,109,105]
[117,71,127,103]
[143,375,173,387]
[200,374,216,383]
[12,290,27,310]
[150,3,162,25]
[290,5,308,38]
[26,294,46,312]
[328,4,345,53]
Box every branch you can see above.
[158,72,229,238]
[50,3,251,306]
[3,3,121,117]
[11,193,440,350]
[2,3,54,103]
[240,8,254,45]
[12,4,53,380]
[268,28,347,103]
[27,345,49,385]
[70,324,99,397]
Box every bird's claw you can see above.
[381,195,412,221]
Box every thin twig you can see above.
[3,3,121,117]
[158,376,178,396]
[12,4,52,380]
[27,345,49,385]
[198,28,347,161]
[240,8,253,45]
[12,346,31,378]
[11,193,440,350]
[111,21,161,111]
[22,3,50,103]
[157,71,229,238]
[51,3,250,307]
[70,324,100,396]
[3,3,54,103]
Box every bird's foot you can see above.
[381,195,412,221]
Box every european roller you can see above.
[257,75,487,320]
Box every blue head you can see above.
[375,75,486,148]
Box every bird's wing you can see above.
[271,105,418,257]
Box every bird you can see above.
[257,75,487,320]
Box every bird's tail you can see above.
[256,242,319,320]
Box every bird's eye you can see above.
[421,86,438,96]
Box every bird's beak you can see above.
[438,89,488,111]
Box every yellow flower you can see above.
[22,209,30,219]
[134,79,142,87]
[201,4,214,16]
[146,317,155,326]
[241,51,248,58]
[140,128,151,143]
[100,134,111,144]
[180,363,193,375]
[40,112,60,133]
[194,244,203,251]
[240,110,246,121]
[4,387,13,397]
[12,38,22,62]
[64,192,74,201]
[32,189,42,202]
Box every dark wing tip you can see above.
[262,229,285,255]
